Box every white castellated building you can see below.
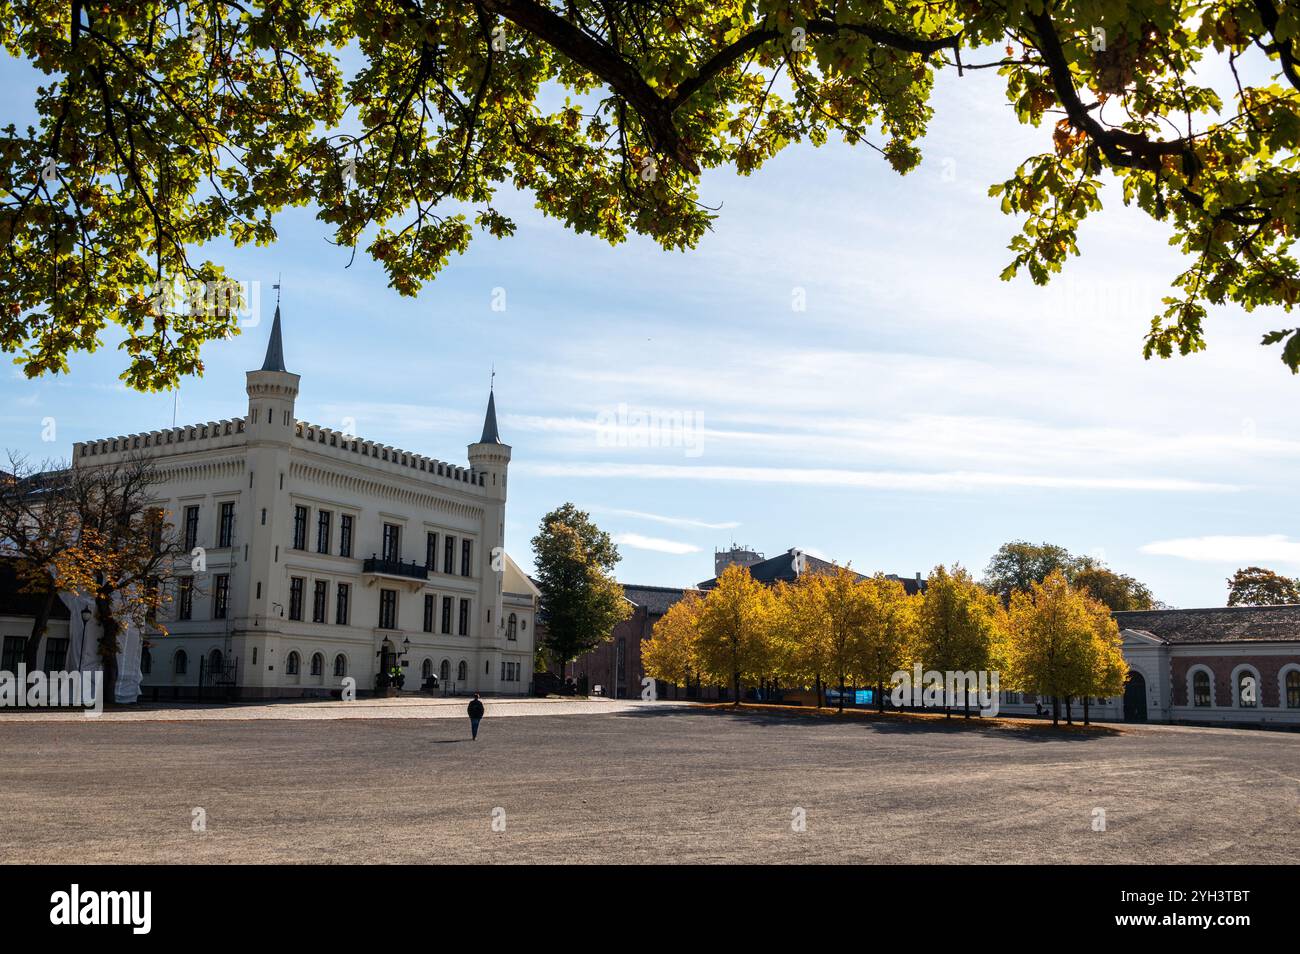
[71,307,538,699]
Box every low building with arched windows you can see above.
[995,604,1300,726]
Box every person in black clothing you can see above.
[467,694,485,740]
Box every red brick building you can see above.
[565,584,722,700]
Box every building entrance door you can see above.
[1123,671,1148,722]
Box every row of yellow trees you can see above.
[642,564,1128,726]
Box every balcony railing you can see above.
[362,556,430,581]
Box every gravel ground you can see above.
[0,705,1295,864]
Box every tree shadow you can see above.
[612,703,1123,742]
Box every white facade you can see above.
[70,308,535,699]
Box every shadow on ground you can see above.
[613,703,1123,742]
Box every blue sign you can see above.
[855,689,873,705]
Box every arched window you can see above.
[1287,670,1300,709]
[1237,670,1257,708]
[174,649,188,675]
[1193,670,1211,707]
[422,658,433,679]
[209,649,223,674]
[141,647,152,675]
[286,651,300,676]
[333,654,347,677]
[507,613,518,641]
[457,660,467,681]
[311,652,324,676]
[440,659,451,682]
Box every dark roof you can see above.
[698,548,926,595]
[0,558,70,620]
[260,305,287,372]
[1114,605,1300,644]
[622,584,701,616]
[478,390,503,444]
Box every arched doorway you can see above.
[1123,671,1148,722]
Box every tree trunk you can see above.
[94,593,118,708]
[877,678,885,713]
[1051,695,1060,727]
[1065,695,1073,725]
[838,671,845,714]
[22,588,57,671]
[1083,696,1091,726]
[732,669,740,707]
[815,672,822,709]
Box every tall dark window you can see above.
[378,589,398,630]
[339,515,353,558]
[289,577,305,621]
[178,577,194,621]
[382,523,401,562]
[423,594,435,632]
[1,636,27,672]
[336,583,350,625]
[213,574,230,620]
[507,613,518,641]
[441,596,453,634]
[1193,670,1211,707]
[1238,671,1257,708]
[461,539,472,577]
[1288,670,1300,708]
[292,506,308,550]
[183,505,200,551]
[317,510,332,554]
[43,637,69,672]
[217,501,235,548]
[458,598,469,636]
[444,535,455,574]
[426,532,438,570]
[313,580,328,623]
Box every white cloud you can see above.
[1139,535,1300,566]
[611,533,702,555]
[521,462,1239,494]
[596,508,740,530]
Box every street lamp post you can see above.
[75,606,92,670]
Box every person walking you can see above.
[467,693,485,740]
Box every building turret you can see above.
[244,306,300,443]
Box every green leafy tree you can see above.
[1072,565,1155,612]
[984,539,1157,610]
[1226,565,1300,605]
[983,541,1082,603]
[9,1,1300,387]
[530,503,630,679]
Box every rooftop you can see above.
[1114,604,1300,644]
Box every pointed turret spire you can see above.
[260,304,287,372]
[479,388,502,444]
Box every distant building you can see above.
[699,546,926,595]
[564,584,722,700]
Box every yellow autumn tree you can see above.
[811,567,872,712]
[695,564,776,705]
[772,576,832,707]
[1077,596,1129,726]
[642,591,701,700]
[851,574,919,713]
[916,565,1002,717]
[1003,571,1100,726]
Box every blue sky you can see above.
[4,49,1299,608]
